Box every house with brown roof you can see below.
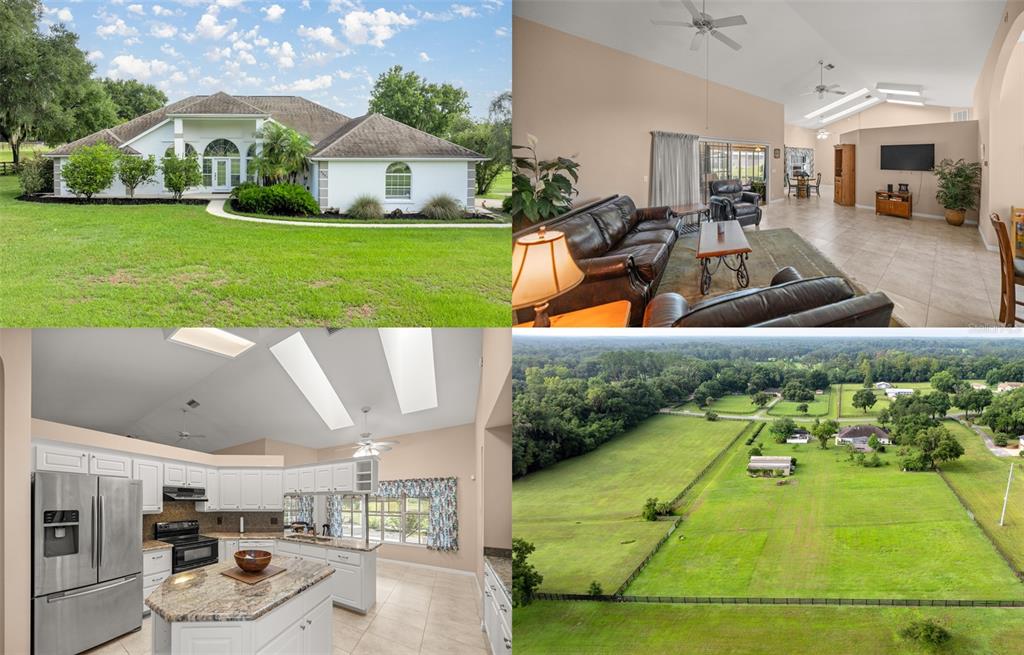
[835,425,891,451]
[44,92,486,211]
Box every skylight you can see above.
[166,328,255,358]
[804,88,870,120]
[378,328,438,414]
[270,332,353,430]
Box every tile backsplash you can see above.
[143,500,284,538]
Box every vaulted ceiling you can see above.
[31,329,482,453]
[515,0,1005,127]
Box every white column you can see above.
[173,118,184,157]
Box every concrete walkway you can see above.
[205,199,511,229]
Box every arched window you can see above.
[385,162,411,199]
[246,143,259,183]
[164,143,197,158]
[202,139,241,187]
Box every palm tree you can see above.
[250,122,311,184]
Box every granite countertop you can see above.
[484,549,512,598]
[279,534,383,552]
[143,540,173,551]
[145,556,333,622]
[203,531,285,540]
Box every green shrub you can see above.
[421,193,463,220]
[704,410,718,422]
[18,156,53,195]
[655,501,672,516]
[116,153,157,198]
[233,183,319,216]
[994,435,1009,447]
[161,153,202,201]
[899,618,951,647]
[642,497,659,522]
[512,538,543,608]
[348,194,383,220]
[863,453,883,468]
[62,143,118,199]
[229,181,259,200]
[588,581,603,596]
[748,445,763,457]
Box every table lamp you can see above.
[512,226,585,327]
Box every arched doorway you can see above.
[203,138,241,192]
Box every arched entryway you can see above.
[203,138,240,192]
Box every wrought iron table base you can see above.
[699,253,749,295]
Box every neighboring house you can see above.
[971,382,988,390]
[874,382,892,389]
[996,382,1024,393]
[748,456,795,477]
[835,425,891,451]
[786,429,811,444]
[44,91,486,211]
[884,388,914,399]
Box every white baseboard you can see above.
[853,204,977,224]
[980,225,999,252]
[377,556,476,578]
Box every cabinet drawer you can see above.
[326,549,361,566]
[299,544,326,561]
[144,571,169,588]
[277,540,301,556]
[143,550,172,575]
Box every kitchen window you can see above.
[283,494,313,525]
[351,494,431,546]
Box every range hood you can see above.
[163,486,208,501]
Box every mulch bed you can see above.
[17,194,209,206]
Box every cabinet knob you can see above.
[300,624,306,631]
[504,638,512,649]
[306,619,312,625]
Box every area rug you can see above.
[657,227,905,326]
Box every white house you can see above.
[44,92,486,212]
[786,429,811,444]
[996,382,1024,393]
[884,388,914,399]
[874,382,892,390]
[835,425,892,451]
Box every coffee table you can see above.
[696,220,752,295]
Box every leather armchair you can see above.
[643,267,894,327]
[708,180,762,227]
[512,195,681,326]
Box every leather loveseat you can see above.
[708,180,762,227]
[643,267,894,327]
[512,195,682,326]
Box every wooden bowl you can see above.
[234,549,272,573]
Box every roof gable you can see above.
[309,113,485,159]
[170,92,267,116]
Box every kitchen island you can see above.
[145,556,333,655]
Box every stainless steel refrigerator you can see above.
[32,471,143,655]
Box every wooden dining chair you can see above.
[812,172,822,196]
[990,212,1024,326]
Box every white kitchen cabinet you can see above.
[483,561,511,655]
[299,544,327,562]
[35,444,89,474]
[261,470,284,510]
[142,549,171,614]
[89,451,131,478]
[277,539,301,557]
[186,466,206,488]
[313,466,332,493]
[240,470,262,510]
[132,458,164,514]
[239,539,276,555]
[284,469,300,494]
[298,467,315,493]
[304,597,332,655]
[219,539,239,563]
[164,462,187,487]
[329,563,361,609]
[331,463,354,492]
[219,470,241,509]
[197,469,219,512]
[257,619,304,655]
[353,459,378,494]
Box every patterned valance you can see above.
[378,477,459,552]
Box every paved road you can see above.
[960,419,1020,458]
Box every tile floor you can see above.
[84,560,487,655]
[758,193,1003,327]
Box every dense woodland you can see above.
[513,336,1024,478]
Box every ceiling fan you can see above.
[172,408,207,445]
[803,60,847,99]
[652,0,747,51]
[351,407,398,458]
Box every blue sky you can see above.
[39,0,510,118]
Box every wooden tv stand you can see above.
[875,190,912,219]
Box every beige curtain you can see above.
[650,131,700,206]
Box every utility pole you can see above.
[1000,462,1015,527]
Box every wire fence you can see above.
[935,467,1024,582]
[534,593,1024,608]
[0,162,20,176]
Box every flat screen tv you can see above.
[880,144,934,171]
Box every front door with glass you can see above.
[213,159,230,192]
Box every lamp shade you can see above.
[511,227,585,310]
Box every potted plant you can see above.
[749,179,767,205]
[507,134,580,232]
[933,158,982,226]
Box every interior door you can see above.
[98,477,142,582]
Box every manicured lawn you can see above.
[513,601,1024,655]
[627,433,1024,599]
[680,394,761,414]
[767,384,837,418]
[940,420,1024,572]
[478,168,511,200]
[0,177,510,326]
[513,415,751,593]
[0,144,46,163]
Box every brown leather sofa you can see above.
[512,195,681,326]
[643,267,894,327]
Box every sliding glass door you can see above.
[699,140,768,202]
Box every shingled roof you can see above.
[308,113,485,159]
[45,128,142,157]
[170,92,267,116]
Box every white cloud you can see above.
[43,5,74,22]
[327,0,355,12]
[215,0,246,7]
[265,41,295,68]
[451,4,477,18]
[495,26,508,37]
[123,36,142,46]
[152,5,177,17]
[169,71,188,84]
[418,51,430,62]
[208,46,231,61]
[86,50,104,62]
[126,4,144,15]
[254,35,269,46]
[297,24,346,51]
[160,44,181,57]
[195,9,236,39]
[200,76,220,87]
[97,18,137,38]
[262,3,285,22]
[272,74,332,93]
[237,50,256,65]
[304,51,333,65]
[232,38,253,50]
[300,0,310,8]
[336,70,353,80]
[108,54,173,81]
[150,22,178,38]
[339,9,414,47]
